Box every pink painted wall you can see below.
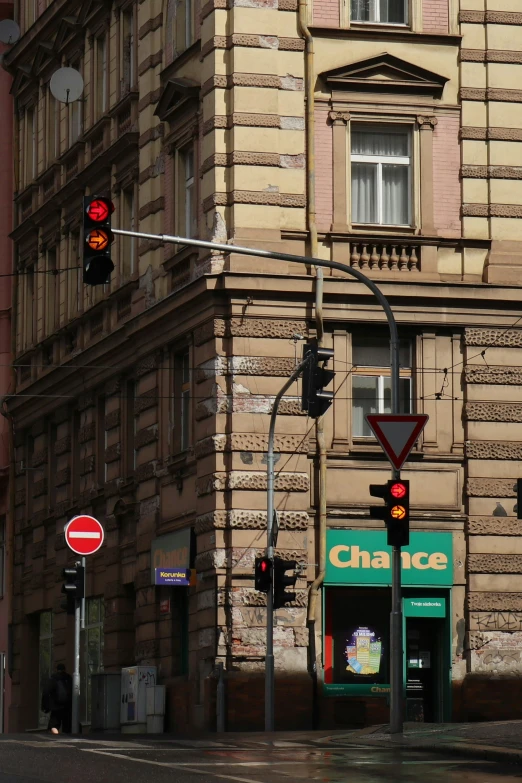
[0,0,13,733]
[315,107,333,231]
[313,0,340,27]
[422,0,449,33]
[433,115,461,237]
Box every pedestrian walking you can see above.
[41,663,73,734]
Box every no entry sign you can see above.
[65,515,104,556]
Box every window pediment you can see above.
[154,78,200,122]
[320,53,448,96]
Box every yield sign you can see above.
[65,515,104,556]
[365,414,429,471]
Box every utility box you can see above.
[120,666,157,733]
[91,673,121,732]
[146,684,165,734]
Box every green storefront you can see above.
[324,530,453,722]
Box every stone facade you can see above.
[4,0,522,732]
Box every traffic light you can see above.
[369,479,410,547]
[273,557,298,609]
[255,556,272,593]
[83,195,115,286]
[301,342,335,418]
[61,565,85,615]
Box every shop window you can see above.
[352,335,412,437]
[351,125,411,226]
[38,611,53,728]
[351,0,408,24]
[325,587,390,690]
[171,589,188,676]
[81,597,104,724]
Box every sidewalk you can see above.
[347,720,522,763]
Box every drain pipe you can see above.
[297,0,326,731]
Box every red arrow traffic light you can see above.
[86,198,114,223]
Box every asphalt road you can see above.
[0,735,521,783]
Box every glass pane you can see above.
[381,377,411,413]
[351,0,375,20]
[182,352,190,384]
[40,610,52,637]
[87,598,99,625]
[351,163,377,224]
[181,390,190,449]
[382,164,410,225]
[352,376,379,437]
[352,129,409,157]
[379,0,406,21]
[353,338,411,369]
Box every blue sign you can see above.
[155,567,192,586]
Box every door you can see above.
[405,616,444,722]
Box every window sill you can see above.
[351,223,417,235]
[309,25,461,44]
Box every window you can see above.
[351,126,411,226]
[38,611,53,728]
[46,247,59,335]
[121,187,136,278]
[185,0,194,48]
[81,597,104,724]
[26,0,37,27]
[96,36,108,118]
[47,90,59,163]
[25,107,37,183]
[352,336,412,437]
[172,350,191,452]
[68,64,83,145]
[178,147,196,238]
[121,8,136,92]
[0,516,5,598]
[351,0,407,24]
[25,265,35,348]
[68,232,80,320]
[123,380,136,475]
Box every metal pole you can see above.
[266,354,313,732]
[72,593,81,733]
[112,228,402,732]
[81,556,86,631]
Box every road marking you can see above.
[82,750,270,783]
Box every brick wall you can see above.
[422,0,448,33]
[313,0,340,28]
[315,108,333,231]
[433,115,461,237]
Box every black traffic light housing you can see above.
[301,341,335,418]
[61,565,85,615]
[254,556,272,593]
[83,195,115,286]
[370,479,410,548]
[273,557,298,609]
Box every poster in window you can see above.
[343,627,383,677]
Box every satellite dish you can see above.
[50,67,84,104]
[0,19,20,44]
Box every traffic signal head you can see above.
[301,342,335,419]
[254,556,272,593]
[273,557,298,609]
[83,195,115,286]
[369,479,410,548]
[61,565,85,614]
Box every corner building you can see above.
[5,0,522,731]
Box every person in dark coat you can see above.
[41,663,73,734]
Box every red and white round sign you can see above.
[65,515,104,556]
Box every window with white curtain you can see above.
[351,126,411,226]
[352,336,412,438]
[351,0,407,23]
[181,148,196,238]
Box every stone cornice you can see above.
[202,191,306,212]
[468,517,522,536]
[466,440,522,459]
[202,114,304,134]
[466,478,517,497]
[201,73,303,95]
[200,34,305,58]
[201,151,305,173]
[465,403,522,423]
[462,127,522,142]
[462,165,522,179]
[460,87,522,102]
[200,0,297,21]
[465,366,522,385]
[465,327,522,347]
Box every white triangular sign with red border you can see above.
[365,414,429,471]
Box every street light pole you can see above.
[112,228,403,732]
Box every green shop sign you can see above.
[403,597,446,617]
[325,530,453,586]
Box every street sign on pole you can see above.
[65,515,104,556]
[365,414,429,471]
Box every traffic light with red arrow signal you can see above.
[369,479,410,547]
[83,195,115,285]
